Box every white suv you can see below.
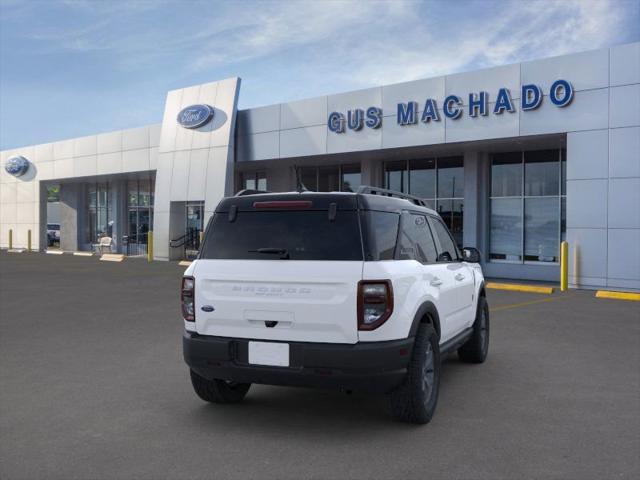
[182,187,489,424]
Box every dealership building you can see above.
[1,42,639,291]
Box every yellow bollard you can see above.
[8,229,12,250]
[28,229,32,252]
[147,231,153,262]
[560,241,568,292]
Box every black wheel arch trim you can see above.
[408,301,442,340]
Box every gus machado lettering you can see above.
[328,79,573,133]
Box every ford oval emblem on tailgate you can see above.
[201,305,215,312]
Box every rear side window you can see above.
[361,211,399,260]
[398,213,438,263]
[430,217,460,261]
[200,211,363,261]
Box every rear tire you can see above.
[189,370,251,404]
[458,295,490,363]
[388,323,440,424]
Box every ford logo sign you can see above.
[5,156,30,177]
[177,104,214,129]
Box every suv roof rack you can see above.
[357,186,428,207]
[235,189,270,197]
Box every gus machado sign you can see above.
[328,79,573,133]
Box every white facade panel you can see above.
[521,48,610,92]
[382,118,445,149]
[446,64,521,101]
[446,105,519,143]
[237,131,279,161]
[97,131,122,154]
[280,126,327,158]
[122,126,150,151]
[204,146,231,214]
[608,178,640,228]
[566,179,608,229]
[327,123,381,153]
[383,77,446,114]
[238,104,280,135]
[281,97,327,130]
[35,161,54,181]
[74,135,97,157]
[53,140,74,160]
[609,84,640,128]
[149,124,161,147]
[610,43,640,87]
[608,229,640,280]
[34,143,54,163]
[158,88,183,153]
[170,150,190,201]
[566,228,608,278]
[96,152,122,175]
[566,130,609,180]
[187,148,208,201]
[328,87,382,114]
[519,88,609,136]
[609,127,640,178]
[210,78,240,148]
[73,154,97,178]
[53,158,74,178]
[122,148,150,173]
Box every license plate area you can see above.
[248,341,290,367]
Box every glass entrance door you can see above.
[185,202,204,259]
[126,178,154,256]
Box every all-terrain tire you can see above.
[388,323,441,424]
[458,295,490,364]
[189,370,251,404]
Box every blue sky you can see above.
[1,0,639,150]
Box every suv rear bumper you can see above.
[183,332,414,394]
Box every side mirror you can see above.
[462,247,481,263]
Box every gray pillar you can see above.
[361,158,382,187]
[463,151,490,260]
[59,183,81,252]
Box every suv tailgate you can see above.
[193,260,362,344]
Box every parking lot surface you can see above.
[1,252,639,480]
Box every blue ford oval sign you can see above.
[176,104,214,129]
[5,156,30,177]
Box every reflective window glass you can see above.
[524,197,559,262]
[525,150,559,196]
[341,164,361,192]
[491,152,522,197]
[318,165,340,192]
[437,157,464,198]
[490,198,522,261]
[385,161,407,193]
[300,167,317,191]
[437,199,463,248]
[430,217,459,262]
[409,158,436,199]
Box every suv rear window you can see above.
[200,211,363,261]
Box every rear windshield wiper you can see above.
[249,247,290,259]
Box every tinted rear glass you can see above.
[361,211,399,260]
[200,211,363,261]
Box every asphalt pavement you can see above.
[1,251,638,480]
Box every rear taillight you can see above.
[181,276,195,322]
[357,280,393,330]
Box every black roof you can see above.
[215,189,438,216]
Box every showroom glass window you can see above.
[240,171,267,191]
[87,182,112,243]
[299,164,361,192]
[127,178,155,254]
[489,149,566,263]
[384,157,463,247]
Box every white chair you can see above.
[97,236,113,254]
